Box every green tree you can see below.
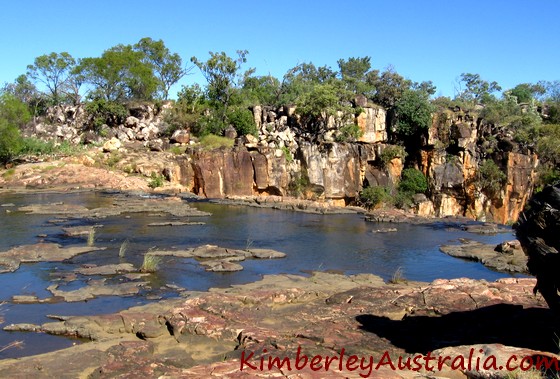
[26,52,76,105]
[368,67,412,108]
[76,44,158,101]
[0,119,23,163]
[0,93,32,128]
[191,50,250,123]
[337,56,376,96]
[134,37,188,100]
[240,75,282,106]
[508,83,545,104]
[456,73,501,104]
[2,74,47,117]
[295,83,353,134]
[394,89,434,136]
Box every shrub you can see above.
[398,168,428,194]
[148,172,164,188]
[0,120,23,163]
[228,107,257,136]
[85,99,128,130]
[477,159,506,196]
[379,145,407,167]
[359,186,391,209]
[335,123,363,142]
[281,146,293,162]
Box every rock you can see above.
[224,125,237,139]
[102,137,121,152]
[440,239,527,273]
[516,183,560,312]
[372,228,397,233]
[170,129,190,144]
[147,221,205,227]
[75,263,136,276]
[0,243,105,273]
[125,116,139,128]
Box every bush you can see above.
[228,107,257,136]
[85,99,128,130]
[335,123,363,142]
[0,119,23,163]
[398,168,428,194]
[359,186,391,209]
[477,159,506,196]
[148,172,164,188]
[379,145,407,167]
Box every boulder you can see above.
[102,137,121,152]
[170,129,190,144]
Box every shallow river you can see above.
[0,191,521,358]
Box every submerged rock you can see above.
[0,243,105,273]
[440,239,527,273]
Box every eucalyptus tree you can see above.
[26,52,76,105]
[134,37,188,100]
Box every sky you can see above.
[0,0,559,99]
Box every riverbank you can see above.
[0,272,556,378]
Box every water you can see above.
[0,191,521,358]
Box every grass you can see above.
[0,340,24,353]
[245,238,254,251]
[148,172,165,189]
[387,267,407,284]
[87,228,95,247]
[1,168,15,180]
[119,239,129,258]
[140,253,161,273]
[199,134,234,150]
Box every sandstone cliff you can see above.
[19,101,539,224]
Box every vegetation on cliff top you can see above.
[1,37,559,189]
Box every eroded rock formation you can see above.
[516,184,560,311]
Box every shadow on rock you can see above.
[357,303,559,354]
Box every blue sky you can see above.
[1,0,558,99]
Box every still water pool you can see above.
[0,191,521,358]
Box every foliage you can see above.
[134,37,187,100]
[369,67,412,108]
[477,159,507,196]
[191,50,250,121]
[508,83,545,104]
[394,89,434,136]
[228,107,257,136]
[0,119,23,163]
[119,239,129,258]
[388,267,407,284]
[148,172,165,188]
[87,228,95,247]
[359,185,391,209]
[398,168,428,194]
[140,253,161,273]
[26,52,76,105]
[335,122,363,142]
[76,44,158,102]
[280,146,293,162]
[198,134,235,150]
[288,171,311,198]
[0,94,32,128]
[379,145,407,167]
[240,75,282,106]
[85,98,128,129]
[337,56,376,97]
[456,73,501,104]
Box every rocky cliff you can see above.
[20,101,539,224]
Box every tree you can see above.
[0,94,29,163]
[26,52,76,105]
[368,67,412,108]
[337,56,376,96]
[134,37,188,100]
[456,73,501,103]
[76,44,158,101]
[241,74,282,106]
[191,50,250,123]
[394,89,434,136]
[508,83,545,104]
